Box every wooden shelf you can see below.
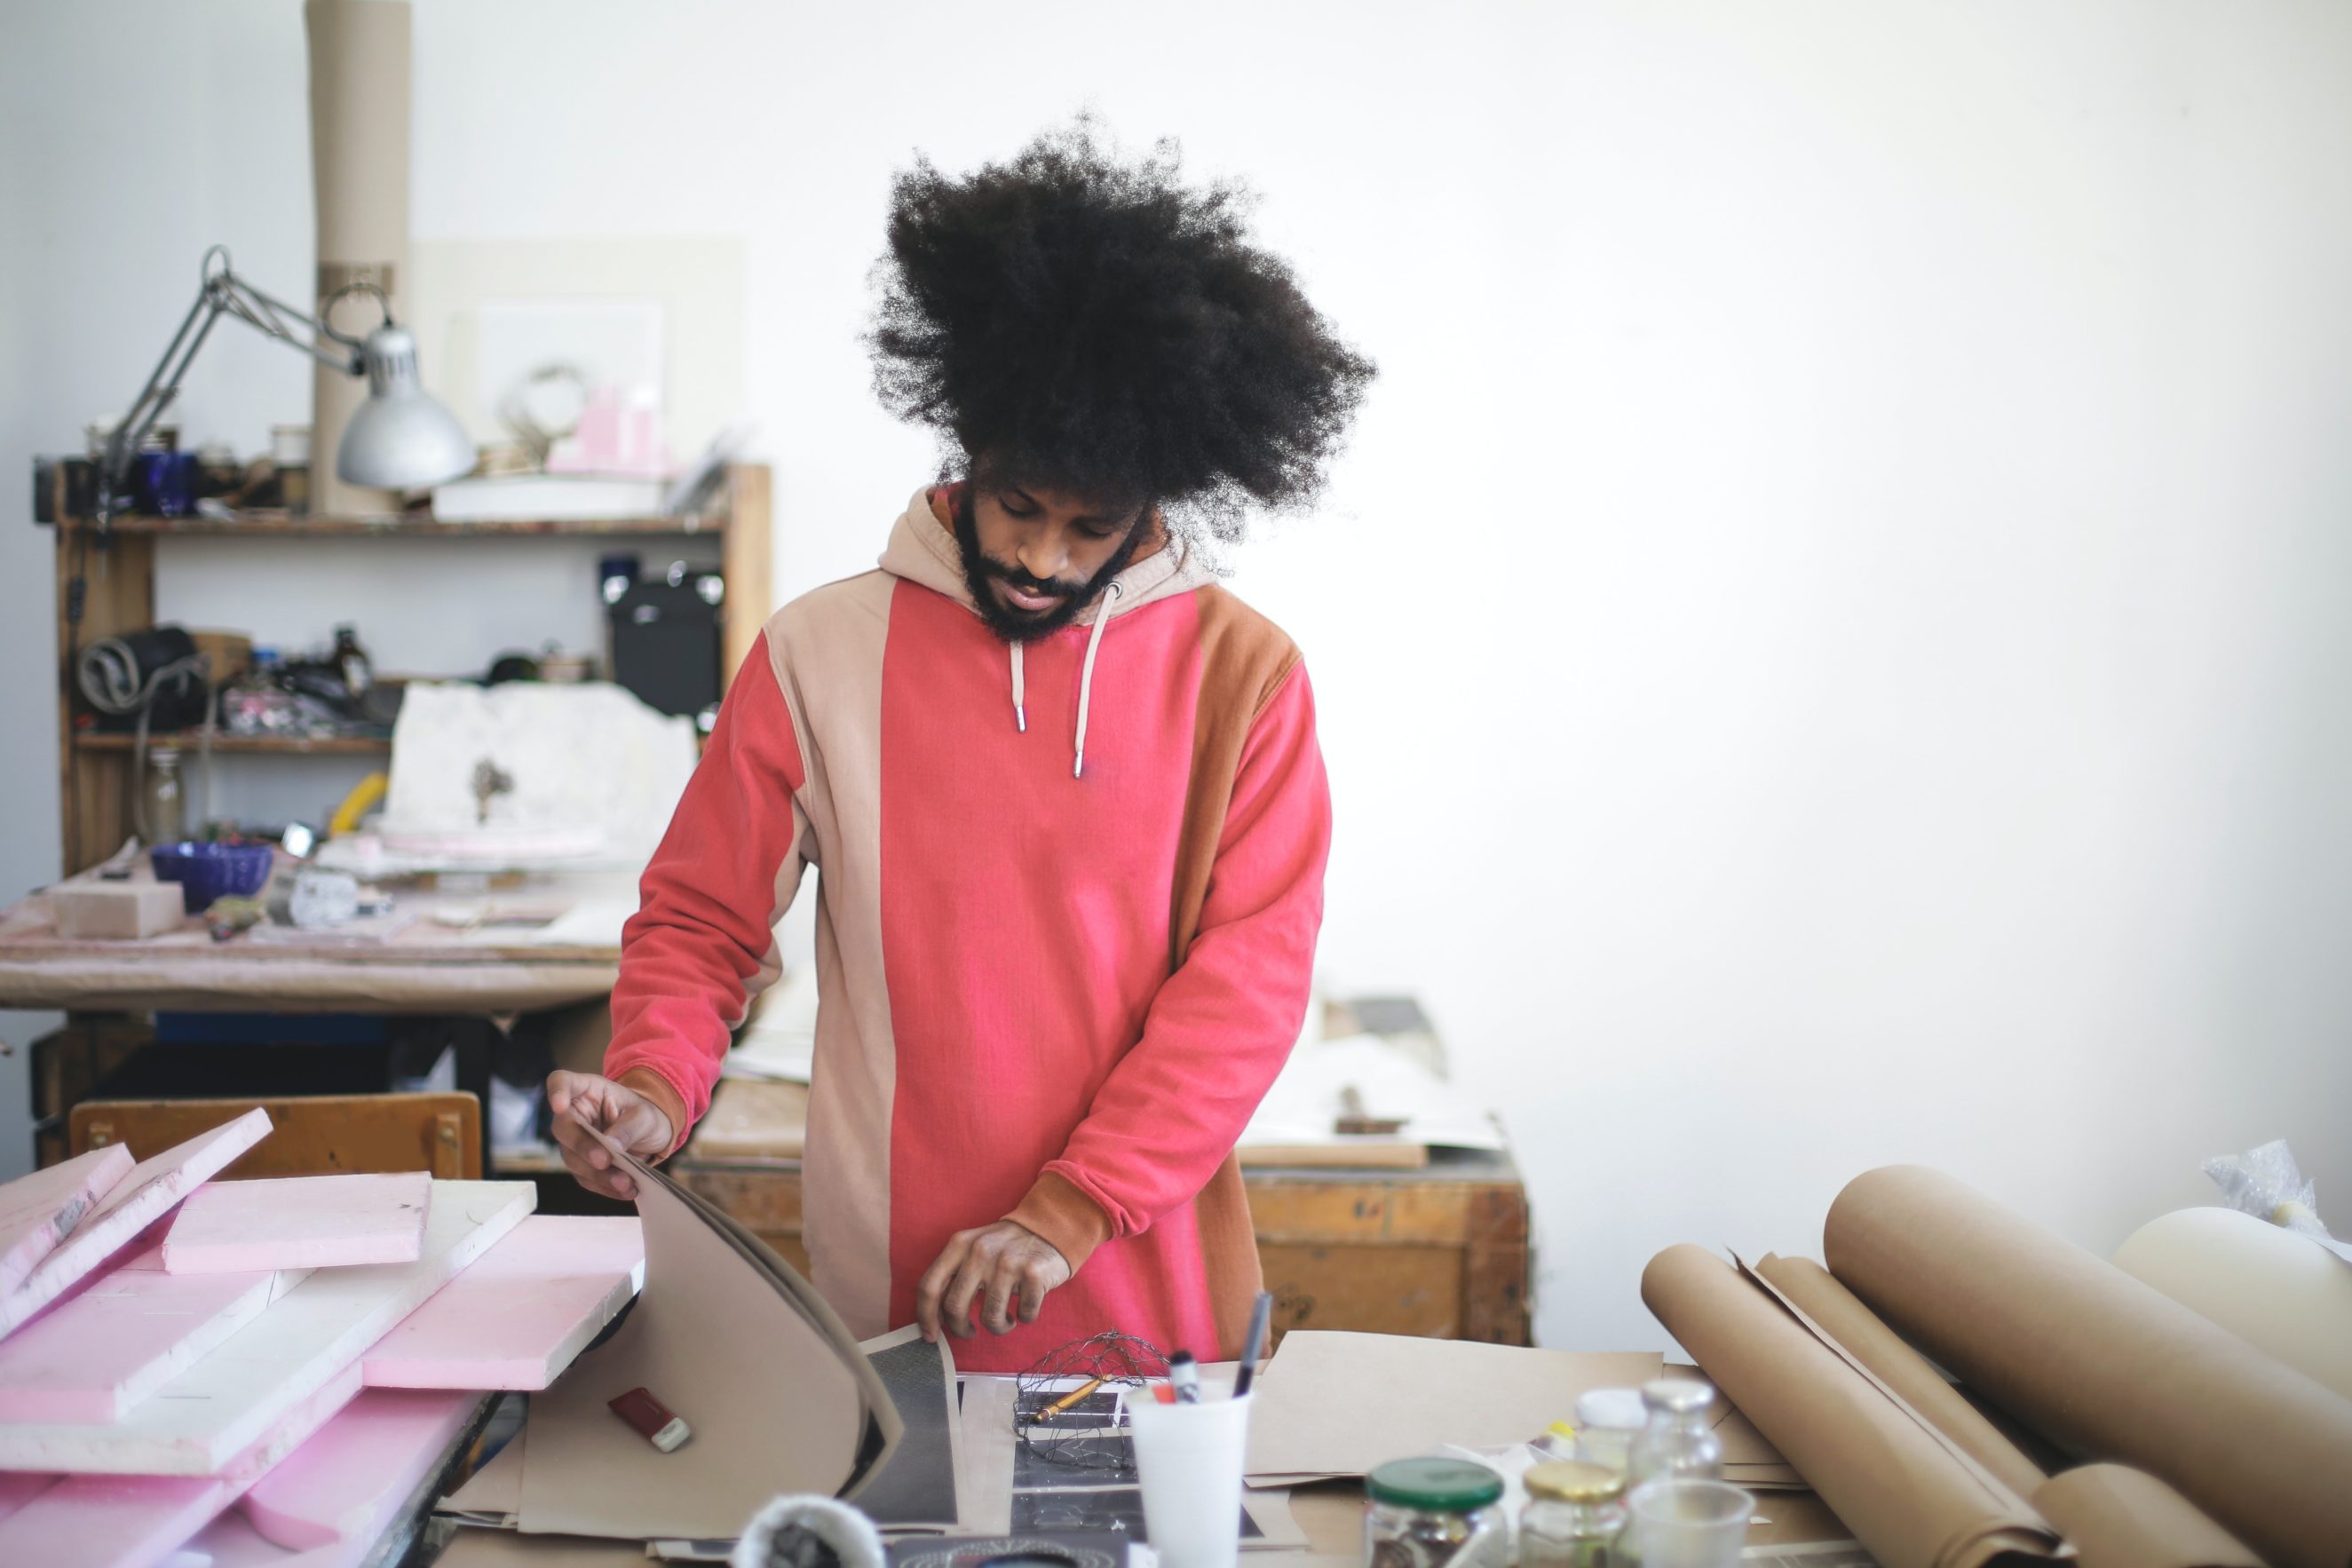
[46,463,771,875]
[72,731,391,756]
[46,511,724,539]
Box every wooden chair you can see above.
[69,1092,480,1179]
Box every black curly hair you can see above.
[868,117,1375,546]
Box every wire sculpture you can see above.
[1011,1331,1169,1477]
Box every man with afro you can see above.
[550,120,1373,1372]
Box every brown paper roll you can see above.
[1754,1253,2047,1501]
[1642,1244,2055,1568]
[2033,1465,2260,1568]
[1825,1167,2352,1568]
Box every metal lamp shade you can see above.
[335,324,475,489]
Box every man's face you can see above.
[953,479,1152,642]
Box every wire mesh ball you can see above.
[1011,1331,1170,1477]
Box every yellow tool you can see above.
[329,772,388,837]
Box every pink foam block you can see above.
[0,1471,59,1520]
[163,1172,430,1275]
[0,1144,136,1293]
[0,1242,304,1422]
[362,1215,643,1392]
[0,1182,533,1477]
[240,1388,476,1556]
[0,1357,361,1567]
[0,1110,274,1341]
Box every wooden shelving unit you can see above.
[38,464,772,875]
[71,731,393,756]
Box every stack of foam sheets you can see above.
[0,1113,645,1567]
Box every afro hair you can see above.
[868,117,1375,546]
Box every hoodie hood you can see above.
[877,484,1214,627]
[877,484,1215,779]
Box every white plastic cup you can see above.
[1627,1478,1752,1568]
[1128,1391,1252,1568]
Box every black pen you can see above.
[1169,1350,1202,1405]
[1232,1290,1273,1398]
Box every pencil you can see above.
[1032,1375,1108,1423]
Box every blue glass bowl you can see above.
[150,842,276,914]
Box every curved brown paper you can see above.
[1642,1244,2055,1568]
[1825,1166,2352,1568]
[2033,1465,2259,1568]
[1754,1254,2047,1501]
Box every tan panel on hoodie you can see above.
[1174,582,1303,1357]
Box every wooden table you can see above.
[673,1078,1534,1346]
[0,870,629,1016]
[0,869,629,1170]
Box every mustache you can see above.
[980,558,1081,600]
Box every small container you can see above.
[1626,1381,1722,1486]
[1364,1458,1509,1568]
[1626,1479,1751,1568]
[1573,1389,1648,1474]
[1521,1461,1627,1568]
[142,747,186,846]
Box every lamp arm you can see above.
[97,247,368,518]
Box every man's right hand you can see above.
[547,1070,675,1201]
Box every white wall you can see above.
[4,1,2349,1351]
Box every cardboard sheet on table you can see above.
[2032,1464,2259,1568]
[440,1429,525,1525]
[1642,1245,2057,1568]
[516,1128,899,1541]
[1824,1166,2352,1568]
[1243,1331,1660,1478]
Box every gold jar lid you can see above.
[1524,1461,1624,1504]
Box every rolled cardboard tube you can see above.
[1825,1166,2352,1568]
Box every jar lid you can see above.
[1642,1378,1716,1415]
[1525,1461,1625,1504]
[1366,1458,1504,1512]
[1574,1388,1648,1430]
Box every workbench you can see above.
[673,1079,1535,1346]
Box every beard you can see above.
[952,483,1149,643]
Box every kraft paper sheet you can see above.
[2031,1465,2259,1568]
[1641,1244,2056,1568]
[1824,1166,2352,1568]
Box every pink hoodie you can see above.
[605,485,1331,1370]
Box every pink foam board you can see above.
[241,1388,475,1556]
[0,1470,59,1520]
[0,1242,306,1422]
[363,1216,643,1391]
[163,1172,430,1275]
[0,1144,136,1293]
[0,1358,361,1567]
[0,1110,274,1341]
[0,1182,533,1475]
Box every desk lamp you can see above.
[95,243,473,526]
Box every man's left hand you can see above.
[916,1221,1071,1340]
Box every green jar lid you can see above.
[1366,1458,1504,1512]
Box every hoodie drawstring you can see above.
[1073,583,1121,780]
[1007,582,1121,779]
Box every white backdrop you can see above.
[4,0,2349,1351]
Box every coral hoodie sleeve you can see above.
[605,632,810,1154]
[1007,662,1331,1268]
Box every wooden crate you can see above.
[668,1149,1532,1346]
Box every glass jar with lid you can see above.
[1625,1380,1723,1485]
[1363,1458,1509,1568]
[1521,1461,1627,1568]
